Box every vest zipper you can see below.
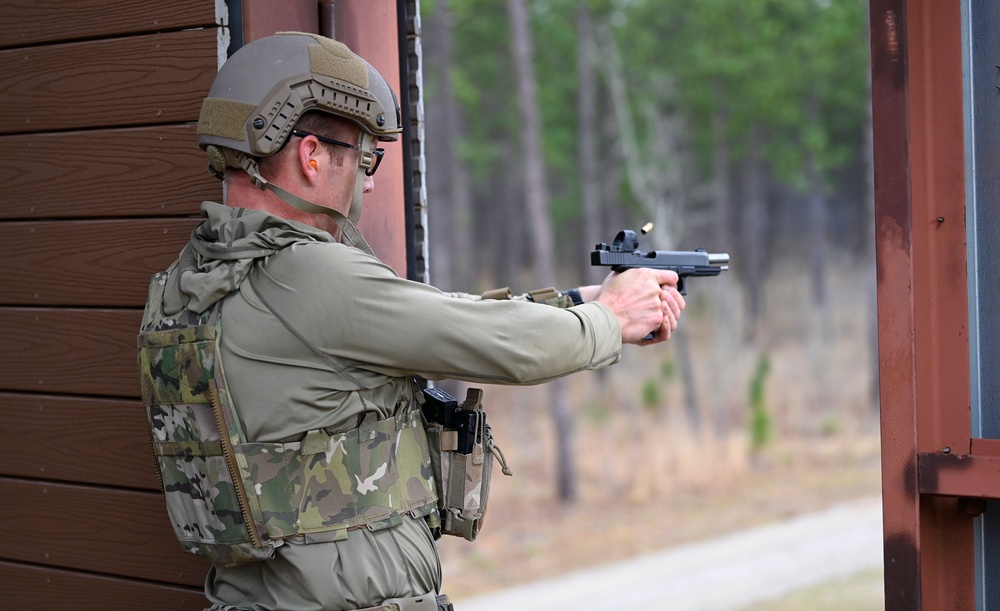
[210,381,264,549]
[146,424,166,495]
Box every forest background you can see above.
[419,0,883,605]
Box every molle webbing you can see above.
[305,36,369,87]
[197,98,257,141]
[242,409,438,543]
[137,269,437,566]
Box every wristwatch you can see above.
[564,288,584,306]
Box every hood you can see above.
[163,201,336,315]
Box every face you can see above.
[311,131,378,208]
[248,126,379,235]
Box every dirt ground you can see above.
[438,427,882,600]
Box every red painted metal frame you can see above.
[240,0,409,277]
[334,2,408,277]
[242,0,319,47]
[872,0,978,608]
[920,439,1000,498]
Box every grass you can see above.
[739,567,885,611]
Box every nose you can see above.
[363,174,375,194]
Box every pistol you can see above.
[421,387,483,455]
[591,230,729,295]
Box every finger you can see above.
[663,288,685,318]
[660,290,677,322]
[664,303,677,331]
[652,269,680,287]
[656,319,672,341]
[660,296,677,329]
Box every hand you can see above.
[594,269,686,344]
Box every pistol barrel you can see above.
[708,253,729,268]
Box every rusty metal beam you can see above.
[906,0,975,605]
[919,440,1000,499]
[919,453,1000,499]
[873,0,975,608]
[871,0,920,606]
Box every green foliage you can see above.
[821,414,841,437]
[641,379,661,412]
[438,0,870,262]
[660,359,675,381]
[619,0,869,188]
[748,353,773,452]
[585,401,612,425]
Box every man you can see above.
[137,32,684,611]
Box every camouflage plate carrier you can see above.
[137,267,438,566]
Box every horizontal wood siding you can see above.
[0,28,219,135]
[0,393,158,489]
[0,218,200,306]
[0,0,218,48]
[0,125,220,220]
[0,561,209,611]
[0,477,208,586]
[0,1,230,606]
[0,308,142,397]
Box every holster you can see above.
[420,387,511,542]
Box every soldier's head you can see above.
[196,32,401,230]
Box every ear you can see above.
[296,135,323,183]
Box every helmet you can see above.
[197,31,402,160]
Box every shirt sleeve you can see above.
[251,241,622,385]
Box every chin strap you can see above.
[206,144,374,257]
[347,132,376,227]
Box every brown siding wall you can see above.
[0,1,223,608]
[0,2,408,608]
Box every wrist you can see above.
[563,287,584,306]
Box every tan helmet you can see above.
[197,31,402,162]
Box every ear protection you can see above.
[309,160,318,170]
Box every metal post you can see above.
[334,1,408,276]
[873,0,976,607]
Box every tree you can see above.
[424,0,473,292]
[576,3,602,286]
[507,0,577,502]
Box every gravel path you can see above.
[452,497,883,611]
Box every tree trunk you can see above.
[424,0,458,291]
[805,151,831,413]
[507,0,556,287]
[710,99,737,435]
[863,28,880,417]
[597,23,703,433]
[577,3,602,286]
[806,95,831,340]
[507,0,577,502]
[740,127,768,341]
